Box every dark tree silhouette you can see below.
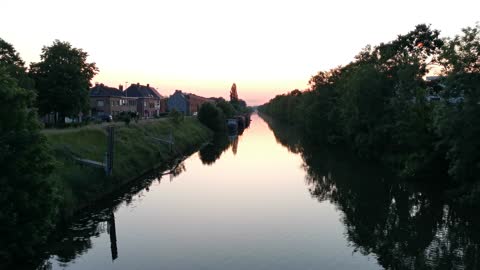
[0,67,57,267]
[30,40,98,123]
[230,83,238,102]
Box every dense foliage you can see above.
[260,24,480,196]
[0,38,34,89]
[0,67,58,265]
[198,102,226,132]
[30,40,98,122]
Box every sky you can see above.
[1,0,479,105]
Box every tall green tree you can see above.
[0,67,58,265]
[30,40,98,122]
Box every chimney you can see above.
[147,83,150,88]
[137,82,140,86]
[119,85,123,91]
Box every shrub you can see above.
[198,103,226,132]
[168,109,184,124]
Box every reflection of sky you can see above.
[50,114,380,270]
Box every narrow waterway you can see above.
[38,114,480,270]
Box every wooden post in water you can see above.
[105,126,114,176]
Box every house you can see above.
[167,90,212,115]
[124,83,164,118]
[90,83,137,118]
[188,93,212,115]
[167,90,188,114]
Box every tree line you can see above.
[259,23,480,200]
[198,83,252,132]
[0,39,98,123]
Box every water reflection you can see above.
[28,114,480,270]
[32,166,187,270]
[199,125,249,164]
[263,114,480,270]
[199,134,231,165]
[231,135,239,155]
[108,211,118,261]
[33,126,251,270]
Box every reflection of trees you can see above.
[262,113,302,154]
[264,115,480,270]
[231,136,238,155]
[29,144,197,269]
[31,171,168,269]
[199,133,231,165]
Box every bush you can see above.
[216,100,236,118]
[198,103,226,132]
[115,112,132,126]
[168,109,184,124]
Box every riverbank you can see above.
[45,118,213,218]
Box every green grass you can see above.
[45,118,212,217]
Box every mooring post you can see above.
[105,126,114,176]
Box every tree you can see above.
[0,67,58,265]
[260,24,445,176]
[198,102,226,132]
[434,24,480,183]
[216,99,236,118]
[30,40,98,122]
[0,38,34,89]
[230,83,238,102]
[439,23,480,74]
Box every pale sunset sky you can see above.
[1,0,479,105]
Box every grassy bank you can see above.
[44,118,212,218]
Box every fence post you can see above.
[105,126,114,176]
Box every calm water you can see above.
[37,114,480,270]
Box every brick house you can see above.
[90,83,137,117]
[188,93,211,115]
[124,83,164,118]
[167,90,211,115]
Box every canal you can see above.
[38,113,480,270]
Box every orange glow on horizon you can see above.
[2,0,478,106]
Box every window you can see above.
[97,100,104,107]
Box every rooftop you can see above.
[90,83,124,97]
[124,83,163,98]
